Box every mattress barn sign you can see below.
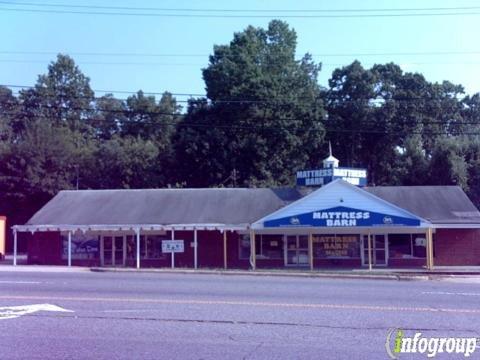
[296,168,367,187]
[314,235,359,258]
[264,206,421,228]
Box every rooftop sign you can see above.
[296,167,367,187]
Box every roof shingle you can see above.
[25,185,480,226]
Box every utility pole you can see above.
[75,164,79,190]
[232,168,238,187]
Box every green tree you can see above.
[123,91,180,146]
[325,60,468,186]
[0,56,99,233]
[398,134,429,185]
[428,137,468,189]
[0,120,79,202]
[325,61,398,184]
[83,136,160,189]
[0,86,17,144]
[89,94,126,140]
[175,20,325,187]
[19,54,94,132]
[462,93,480,134]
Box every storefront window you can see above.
[413,236,427,258]
[388,234,426,258]
[62,233,99,260]
[238,235,251,259]
[238,234,283,260]
[313,234,360,258]
[389,234,412,258]
[126,235,135,259]
[257,235,283,259]
[126,235,168,259]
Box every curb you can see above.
[0,264,475,281]
[89,267,432,281]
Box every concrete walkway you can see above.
[0,264,90,273]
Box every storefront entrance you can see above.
[361,234,388,267]
[101,235,126,267]
[285,235,309,266]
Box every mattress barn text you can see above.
[312,211,370,226]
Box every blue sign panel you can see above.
[296,168,367,187]
[264,206,420,228]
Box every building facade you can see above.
[12,179,480,270]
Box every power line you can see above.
[1,84,469,106]
[2,108,476,136]
[2,1,480,14]
[3,59,480,68]
[0,60,205,66]
[0,51,205,57]
[1,50,480,58]
[2,98,479,140]
[1,102,476,128]
[1,6,480,18]
[3,84,204,97]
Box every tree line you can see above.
[1,20,480,229]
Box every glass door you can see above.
[374,235,387,266]
[361,234,388,266]
[285,235,309,266]
[101,235,126,267]
[102,236,113,266]
[114,236,125,267]
[361,236,368,266]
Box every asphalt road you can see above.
[1,270,480,360]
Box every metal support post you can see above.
[136,228,141,269]
[308,232,314,271]
[67,231,72,267]
[223,230,227,269]
[194,228,198,269]
[171,228,175,269]
[13,229,17,266]
[368,232,373,271]
[250,229,256,270]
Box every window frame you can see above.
[238,234,284,260]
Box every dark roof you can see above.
[366,186,480,224]
[26,188,303,226]
[25,185,480,227]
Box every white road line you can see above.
[0,304,73,320]
[103,309,157,313]
[0,281,40,284]
[1,295,480,314]
[422,291,480,296]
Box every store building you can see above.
[11,151,480,270]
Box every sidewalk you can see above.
[1,264,480,280]
[0,264,90,273]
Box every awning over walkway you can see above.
[18,188,302,232]
[13,223,249,233]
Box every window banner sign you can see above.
[296,168,367,187]
[62,234,99,260]
[314,235,360,258]
[264,206,420,228]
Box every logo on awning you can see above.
[264,206,421,228]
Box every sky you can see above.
[1,0,479,106]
